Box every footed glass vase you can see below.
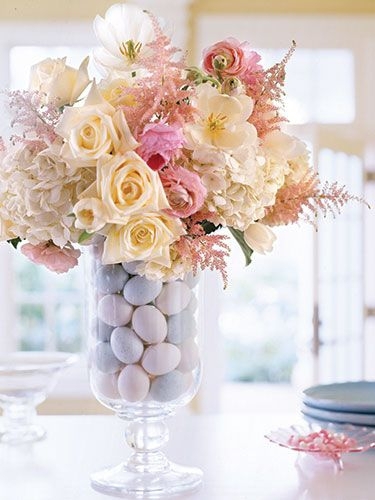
[87,247,203,498]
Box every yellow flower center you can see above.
[119,40,142,62]
[206,112,228,132]
[79,209,94,225]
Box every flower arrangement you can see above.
[0,3,355,284]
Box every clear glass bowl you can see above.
[265,422,375,471]
[0,351,78,444]
[87,248,203,498]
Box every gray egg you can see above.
[110,326,144,364]
[155,281,191,315]
[132,305,167,344]
[93,342,123,373]
[149,370,189,402]
[96,320,113,342]
[96,265,129,294]
[98,294,134,327]
[123,275,162,306]
[118,365,150,402]
[177,338,200,373]
[122,261,141,275]
[166,310,197,344]
[142,343,181,376]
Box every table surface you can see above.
[0,413,374,500]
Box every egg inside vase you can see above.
[87,248,203,497]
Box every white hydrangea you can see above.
[0,143,87,246]
[191,147,281,231]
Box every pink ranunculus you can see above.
[21,242,81,274]
[159,167,207,219]
[202,37,262,78]
[137,122,185,171]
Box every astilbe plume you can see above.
[262,172,363,227]
[118,13,196,136]
[5,90,60,149]
[249,42,296,138]
[176,223,230,287]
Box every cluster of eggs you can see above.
[90,261,200,404]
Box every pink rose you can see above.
[21,242,81,273]
[137,122,185,171]
[159,167,206,218]
[202,37,262,78]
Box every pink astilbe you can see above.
[5,90,60,149]
[176,229,230,287]
[249,42,296,138]
[262,173,363,227]
[118,13,196,135]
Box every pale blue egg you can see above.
[149,370,189,402]
[166,310,197,344]
[96,320,113,342]
[93,342,123,373]
[110,326,144,364]
[122,261,141,275]
[123,275,162,306]
[96,264,129,294]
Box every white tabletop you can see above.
[0,413,374,500]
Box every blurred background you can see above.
[0,0,374,415]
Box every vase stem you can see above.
[123,416,171,474]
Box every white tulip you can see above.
[244,222,276,254]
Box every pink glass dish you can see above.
[265,422,375,471]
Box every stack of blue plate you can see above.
[302,381,375,426]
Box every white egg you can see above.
[118,365,150,402]
[132,305,167,344]
[155,281,191,315]
[94,371,120,400]
[98,294,133,327]
[142,343,181,376]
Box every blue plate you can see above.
[301,402,375,426]
[303,381,375,413]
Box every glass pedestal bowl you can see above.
[0,351,78,445]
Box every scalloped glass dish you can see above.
[265,422,375,471]
[0,351,78,444]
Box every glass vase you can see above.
[86,245,203,498]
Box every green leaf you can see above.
[229,227,253,266]
[7,237,22,249]
[78,230,93,244]
[201,220,220,235]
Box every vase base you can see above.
[0,423,46,445]
[91,460,203,498]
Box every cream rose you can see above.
[102,213,185,265]
[56,83,138,167]
[97,151,169,223]
[29,57,90,106]
[73,197,108,233]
